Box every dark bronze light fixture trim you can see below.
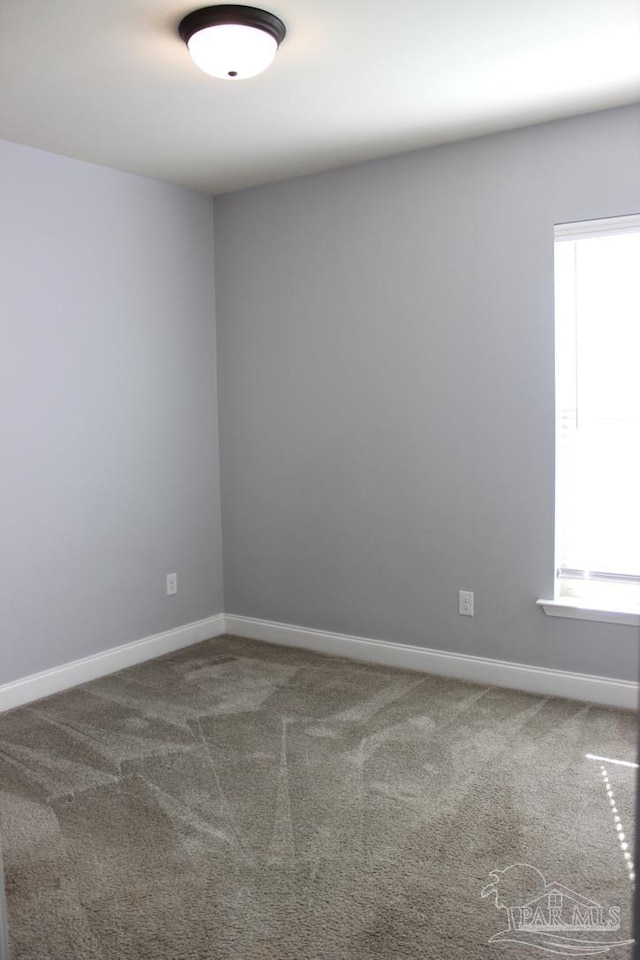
[178,5,286,48]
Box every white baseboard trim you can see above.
[2,612,636,713]
[0,614,226,714]
[224,614,638,710]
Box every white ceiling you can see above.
[1,0,639,195]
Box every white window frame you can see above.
[538,213,640,627]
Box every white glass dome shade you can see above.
[179,6,286,80]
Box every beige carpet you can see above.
[0,635,636,959]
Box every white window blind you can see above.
[554,214,640,608]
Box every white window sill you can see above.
[537,598,640,627]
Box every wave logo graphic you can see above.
[481,863,632,955]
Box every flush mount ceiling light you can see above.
[179,4,286,80]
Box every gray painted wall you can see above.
[215,104,640,682]
[0,139,223,684]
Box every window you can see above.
[551,214,640,617]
